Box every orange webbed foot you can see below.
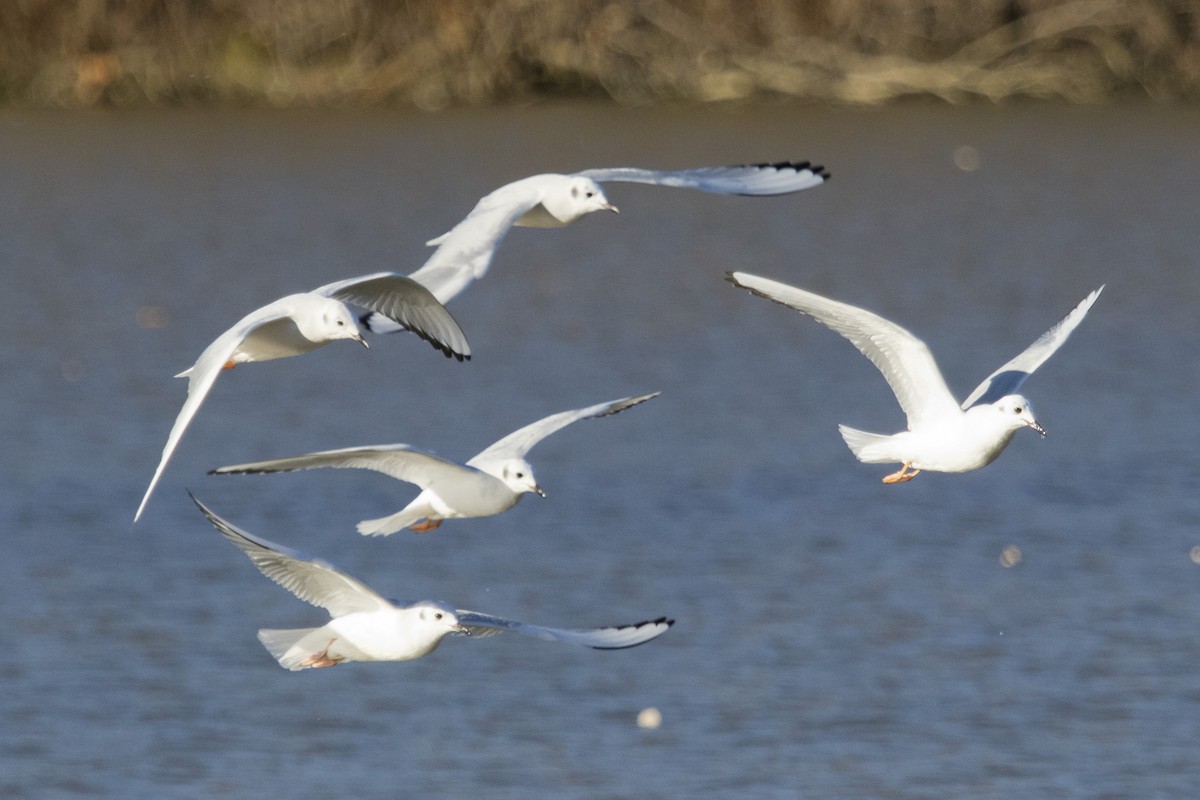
[882,463,920,484]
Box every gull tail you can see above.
[257,627,329,671]
[356,508,429,537]
[837,425,894,464]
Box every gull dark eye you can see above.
[516,472,525,479]
[337,320,344,326]
[1014,406,1023,414]
[434,612,443,620]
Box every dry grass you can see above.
[1,0,1197,107]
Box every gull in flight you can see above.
[362,161,829,334]
[192,494,674,670]
[134,274,471,523]
[211,392,660,535]
[726,272,1103,483]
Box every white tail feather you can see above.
[257,627,323,671]
[837,425,894,464]
[356,509,427,536]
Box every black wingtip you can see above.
[747,160,830,181]
[590,617,675,650]
[357,311,471,362]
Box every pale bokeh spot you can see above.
[953,145,981,172]
[999,545,1022,568]
[137,306,170,329]
[637,707,662,730]
[1189,546,1200,565]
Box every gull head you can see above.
[413,601,470,638]
[993,395,1046,437]
[296,296,368,347]
[498,458,545,498]
[548,176,618,223]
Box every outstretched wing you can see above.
[727,272,962,428]
[190,494,391,617]
[134,309,278,523]
[467,392,660,471]
[407,178,546,305]
[315,272,471,360]
[961,286,1104,409]
[211,443,473,490]
[578,161,829,195]
[455,611,674,650]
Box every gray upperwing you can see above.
[961,286,1104,409]
[211,444,471,489]
[468,392,660,468]
[577,161,829,195]
[456,610,674,649]
[319,273,471,360]
[190,493,390,617]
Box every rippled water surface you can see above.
[2,103,1199,799]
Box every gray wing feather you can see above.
[316,273,471,360]
[467,392,660,468]
[578,161,828,194]
[211,444,473,489]
[727,272,961,428]
[191,494,390,617]
[408,181,543,304]
[961,286,1104,409]
[456,611,674,649]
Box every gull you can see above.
[210,391,660,535]
[363,161,829,333]
[134,274,471,523]
[191,494,674,670]
[726,272,1103,482]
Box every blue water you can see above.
[2,102,1199,798]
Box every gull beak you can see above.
[1028,419,1047,437]
[603,203,619,215]
[453,624,471,636]
[354,332,369,349]
[533,485,546,498]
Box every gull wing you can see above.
[961,286,1104,409]
[408,179,545,304]
[577,161,829,195]
[406,162,827,308]
[211,443,474,490]
[455,611,674,650]
[727,272,962,428]
[466,392,660,471]
[315,272,470,360]
[191,494,391,617]
[134,309,281,522]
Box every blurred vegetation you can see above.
[0,0,1197,107]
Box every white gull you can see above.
[727,271,1103,482]
[192,494,673,670]
[210,392,659,535]
[135,274,470,522]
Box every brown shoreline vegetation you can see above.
[1,0,1198,107]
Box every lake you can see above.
[1,101,1198,799]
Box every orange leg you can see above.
[223,360,237,370]
[882,462,921,484]
[409,518,444,534]
[300,639,344,668]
